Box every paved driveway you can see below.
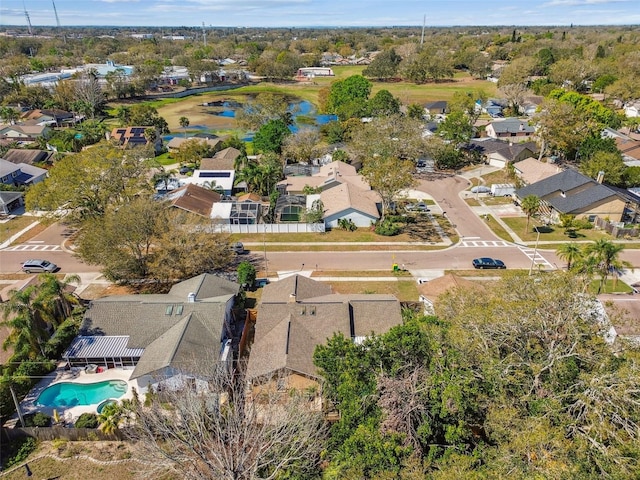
[416,175,499,241]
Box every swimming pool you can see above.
[36,380,128,408]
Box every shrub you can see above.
[374,219,401,236]
[23,412,51,427]
[337,218,357,231]
[75,412,99,429]
[4,437,37,468]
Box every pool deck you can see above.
[14,365,139,426]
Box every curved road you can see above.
[1,175,640,275]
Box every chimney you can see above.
[596,170,605,184]
[187,292,196,303]
[288,293,297,303]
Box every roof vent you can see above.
[289,293,297,303]
[187,292,196,303]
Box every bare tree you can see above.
[128,365,327,480]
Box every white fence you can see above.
[208,223,326,234]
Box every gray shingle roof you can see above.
[75,274,238,379]
[516,169,617,213]
[260,275,332,304]
[489,117,535,134]
[515,169,620,213]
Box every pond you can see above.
[205,99,337,140]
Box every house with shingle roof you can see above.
[513,157,562,185]
[247,275,402,394]
[314,182,380,228]
[63,274,240,392]
[0,124,50,142]
[0,158,47,186]
[469,138,537,168]
[2,148,54,166]
[166,136,223,152]
[485,117,535,140]
[185,147,242,195]
[515,169,627,223]
[165,183,221,217]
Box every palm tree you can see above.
[556,242,583,270]
[521,195,541,234]
[584,239,632,293]
[36,273,81,324]
[98,402,123,435]
[179,116,190,138]
[2,286,51,358]
[152,168,177,192]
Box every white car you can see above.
[470,186,491,194]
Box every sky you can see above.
[0,0,639,28]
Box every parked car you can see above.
[470,185,491,194]
[21,259,58,273]
[179,166,193,175]
[231,242,246,254]
[472,257,506,269]
[405,201,430,212]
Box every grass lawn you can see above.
[0,216,38,243]
[485,215,515,242]
[152,68,497,129]
[589,278,633,294]
[311,270,412,277]
[326,279,419,301]
[500,217,610,242]
[464,198,481,207]
[481,196,514,206]
[482,169,515,185]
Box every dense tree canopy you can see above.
[315,271,640,478]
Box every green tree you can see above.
[127,104,170,134]
[236,92,292,131]
[361,155,416,220]
[237,261,257,289]
[36,273,81,323]
[556,242,583,270]
[179,116,190,138]
[98,402,123,435]
[174,138,219,169]
[406,103,425,120]
[579,151,626,186]
[584,239,631,293]
[253,118,290,154]
[362,48,402,80]
[436,110,474,145]
[2,286,51,358]
[326,75,372,120]
[368,89,400,117]
[521,195,540,233]
[26,143,154,226]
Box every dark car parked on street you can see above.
[472,257,506,269]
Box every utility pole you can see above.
[420,14,426,48]
[52,0,66,44]
[202,21,207,47]
[23,1,33,36]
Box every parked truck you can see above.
[490,183,516,197]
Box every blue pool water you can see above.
[37,380,128,408]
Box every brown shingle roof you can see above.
[320,182,380,219]
[2,149,53,165]
[247,276,402,381]
[200,147,241,170]
[599,295,640,336]
[166,183,221,217]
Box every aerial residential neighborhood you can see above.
[1,5,640,477]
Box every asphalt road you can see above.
[2,175,640,275]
